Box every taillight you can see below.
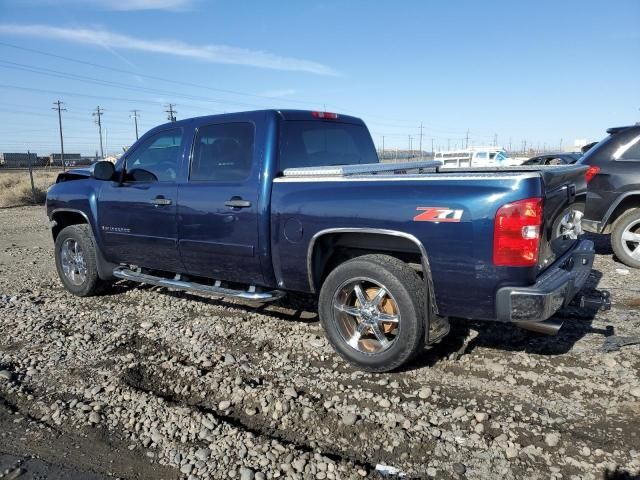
[311,111,338,119]
[585,165,600,183]
[493,197,543,267]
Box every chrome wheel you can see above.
[60,238,87,286]
[332,277,400,354]
[621,219,640,260]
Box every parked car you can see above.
[45,110,608,371]
[523,152,581,166]
[434,147,522,168]
[579,125,640,268]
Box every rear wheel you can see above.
[611,209,640,269]
[54,224,104,296]
[318,254,426,372]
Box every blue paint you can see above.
[47,109,583,322]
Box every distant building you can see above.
[49,153,82,166]
[0,152,39,168]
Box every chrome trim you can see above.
[113,267,285,302]
[273,172,537,183]
[282,160,442,177]
[306,227,438,313]
[49,208,91,223]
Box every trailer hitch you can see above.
[572,290,611,311]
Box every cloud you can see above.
[13,0,195,11]
[0,24,338,76]
[92,0,195,10]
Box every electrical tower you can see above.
[130,109,140,140]
[92,106,104,159]
[52,100,66,171]
[165,104,177,122]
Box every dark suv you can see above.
[580,125,640,268]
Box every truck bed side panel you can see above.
[271,175,542,320]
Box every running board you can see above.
[112,267,285,302]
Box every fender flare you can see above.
[600,191,640,231]
[306,227,439,316]
[49,208,116,280]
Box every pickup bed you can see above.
[46,109,609,371]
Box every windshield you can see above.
[494,152,508,162]
[280,121,378,171]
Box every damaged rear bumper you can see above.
[495,240,609,334]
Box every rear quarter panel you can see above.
[271,174,542,320]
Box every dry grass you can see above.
[0,171,59,208]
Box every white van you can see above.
[434,147,522,168]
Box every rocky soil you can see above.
[0,206,639,480]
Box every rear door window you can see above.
[279,121,378,171]
[190,122,255,182]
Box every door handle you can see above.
[150,196,172,206]
[225,197,252,209]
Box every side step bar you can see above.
[112,267,285,303]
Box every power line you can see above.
[92,106,104,159]
[0,41,326,108]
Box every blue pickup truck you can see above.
[46,109,608,371]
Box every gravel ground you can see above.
[0,205,639,480]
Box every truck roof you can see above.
[148,109,366,134]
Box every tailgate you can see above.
[538,165,588,271]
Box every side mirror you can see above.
[93,161,115,181]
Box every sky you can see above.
[0,0,638,156]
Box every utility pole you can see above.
[559,138,563,151]
[92,106,104,159]
[447,138,450,151]
[165,104,177,122]
[465,129,470,149]
[508,138,512,153]
[493,133,498,147]
[408,135,413,158]
[52,100,66,171]
[418,122,423,159]
[431,138,434,158]
[523,140,527,154]
[130,109,140,140]
[381,136,385,161]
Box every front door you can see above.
[98,128,185,272]
[177,121,263,284]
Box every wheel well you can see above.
[309,232,424,292]
[603,195,640,233]
[51,211,88,240]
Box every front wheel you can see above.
[54,224,105,296]
[611,209,640,269]
[318,254,426,372]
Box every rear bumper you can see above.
[496,240,595,324]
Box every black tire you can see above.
[611,209,640,269]
[54,224,104,296]
[318,254,426,372]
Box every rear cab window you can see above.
[279,120,378,172]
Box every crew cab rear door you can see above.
[537,165,588,270]
[98,128,185,272]
[176,120,263,284]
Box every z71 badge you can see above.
[413,207,464,222]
